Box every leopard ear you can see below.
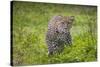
[70,16,74,21]
[53,15,63,19]
[57,15,63,17]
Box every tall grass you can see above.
[12,1,97,66]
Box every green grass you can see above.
[12,1,97,66]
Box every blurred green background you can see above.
[12,1,97,66]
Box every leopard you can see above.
[46,15,74,56]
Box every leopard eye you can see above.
[61,22,65,24]
[68,20,72,23]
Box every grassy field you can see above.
[12,1,97,66]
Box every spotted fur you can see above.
[46,15,74,55]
